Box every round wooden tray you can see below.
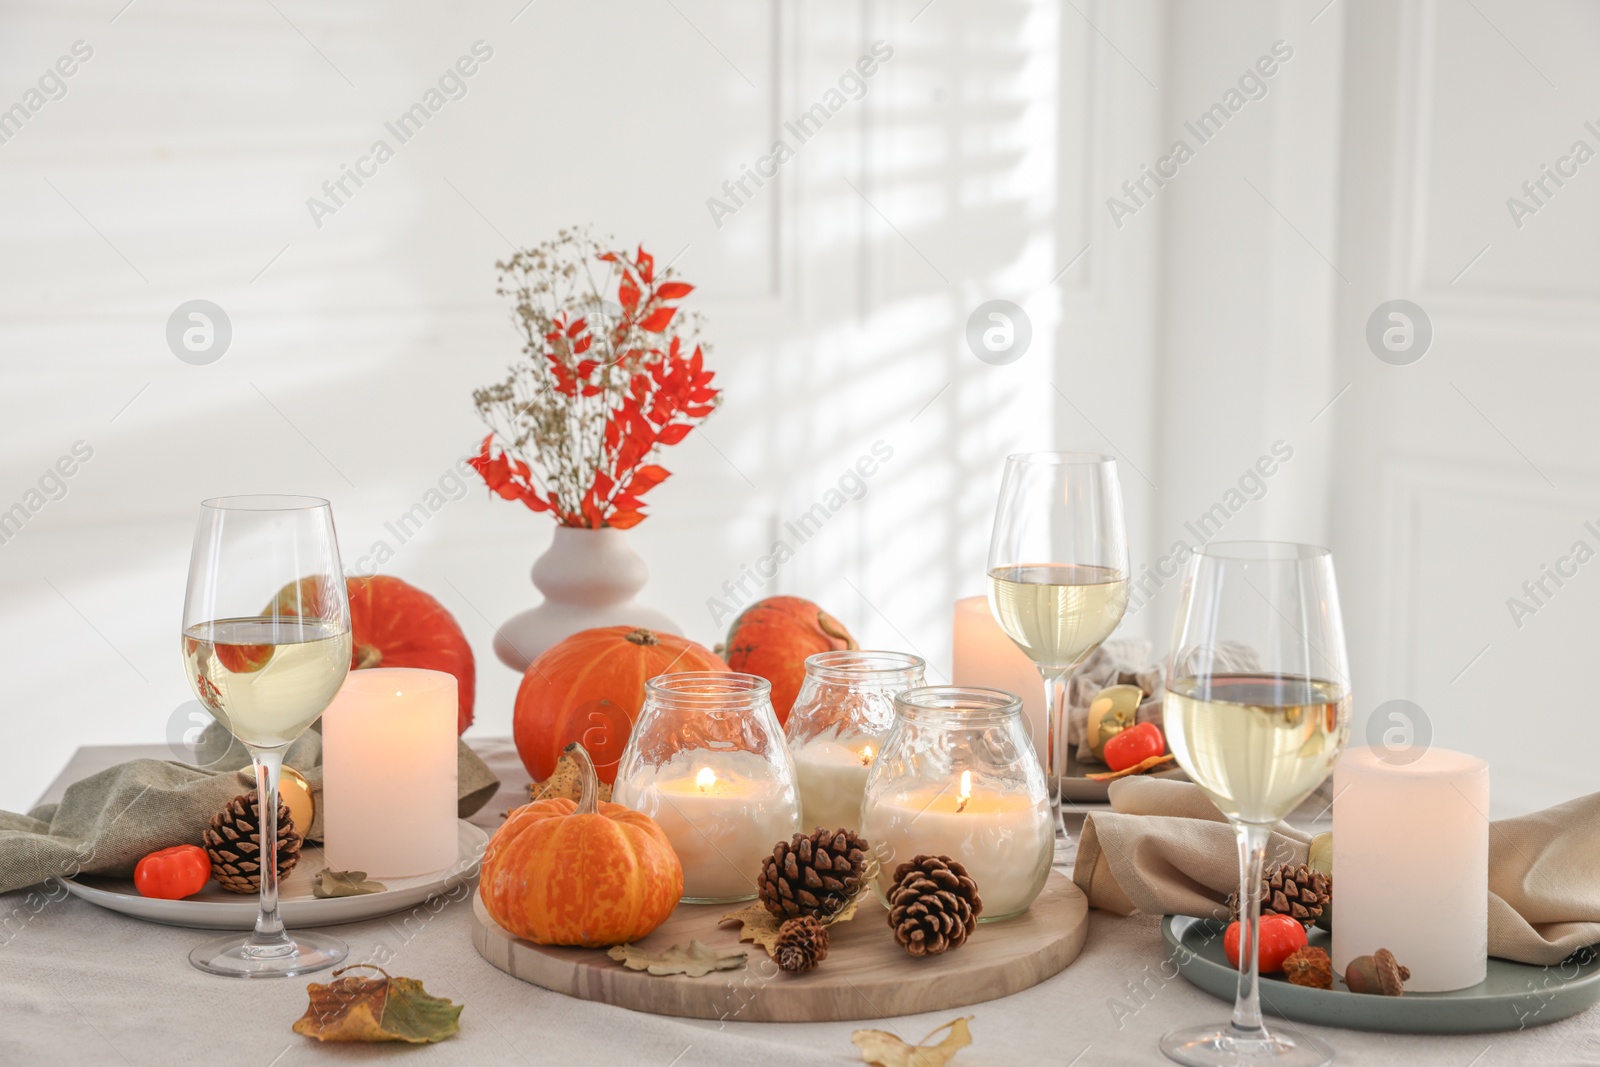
[470,869,1088,1022]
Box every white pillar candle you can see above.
[861,772,1054,920]
[952,597,1047,772]
[1333,745,1490,992]
[618,751,800,902]
[322,668,459,879]
[792,738,880,833]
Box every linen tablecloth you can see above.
[2,740,1595,1066]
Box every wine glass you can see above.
[1160,542,1350,1067]
[180,495,352,978]
[986,452,1129,838]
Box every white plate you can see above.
[60,820,489,930]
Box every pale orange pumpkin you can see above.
[478,744,682,947]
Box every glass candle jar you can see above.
[861,686,1053,922]
[614,672,801,904]
[785,650,926,834]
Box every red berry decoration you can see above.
[134,844,211,900]
[1224,914,1308,973]
[1103,721,1165,772]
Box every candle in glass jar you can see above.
[792,738,879,833]
[952,597,1047,770]
[619,752,800,902]
[1333,745,1490,992]
[321,668,458,878]
[862,771,1053,920]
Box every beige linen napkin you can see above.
[0,729,499,895]
[1073,777,1600,966]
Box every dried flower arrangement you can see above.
[470,228,721,529]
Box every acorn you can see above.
[1344,948,1410,996]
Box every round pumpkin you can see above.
[271,575,476,734]
[721,596,855,724]
[479,744,681,946]
[514,626,727,785]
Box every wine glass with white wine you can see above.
[1160,542,1350,1067]
[987,452,1129,839]
[181,496,352,978]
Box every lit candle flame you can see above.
[695,767,716,792]
[859,744,874,766]
[956,770,972,814]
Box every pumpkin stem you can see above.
[565,742,601,815]
[353,644,383,669]
[625,628,660,646]
[818,611,857,650]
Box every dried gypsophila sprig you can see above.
[470,227,720,528]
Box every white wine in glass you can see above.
[986,453,1129,836]
[1160,542,1350,1067]
[181,496,352,978]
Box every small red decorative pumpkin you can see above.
[514,626,727,785]
[721,596,856,724]
[479,744,682,947]
[273,575,476,733]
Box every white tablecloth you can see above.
[2,740,1596,1066]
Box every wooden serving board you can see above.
[471,869,1088,1022]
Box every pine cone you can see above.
[774,916,829,973]
[203,790,302,894]
[1227,863,1330,923]
[886,854,982,957]
[757,827,869,921]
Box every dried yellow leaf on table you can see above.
[311,869,386,898]
[853,1016,973,1067]
[607,940,747,978]
[292,966,461,1044]
[722,873,874,957]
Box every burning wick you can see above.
[955,770,972,814]
[858,744,874,767]
[695,767,716,793]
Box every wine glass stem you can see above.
[249,748,290,951]
[1230,820,1271,1037]
[1043,666,1073,835]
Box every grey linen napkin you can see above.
[0,727,499,895]
[1073,777,1600,966]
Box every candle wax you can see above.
[792,738,879,834]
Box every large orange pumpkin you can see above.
[514,626,727,785]
[273,575,476,734]
[479,744,681,946]
[721,596,855,724]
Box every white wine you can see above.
[183,617,351,749]
[987,564,1130,671]
[1165,673,1350,824]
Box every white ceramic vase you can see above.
[493,526,680,672]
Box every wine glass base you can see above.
[1160,1024,1333,1067]
[189,931,348,979]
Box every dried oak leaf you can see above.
[292,966,461,1044]
[723,872,874,958]
[529,743,613,805]
[607,940,747,978]
[853,1016,974,1067]
[312,869,387,898]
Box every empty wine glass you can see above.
[181,495,352,977]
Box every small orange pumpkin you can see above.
[478,744,682,947]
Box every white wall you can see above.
[4,0,1595,819]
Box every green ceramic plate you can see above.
[1163,916,1600,1033]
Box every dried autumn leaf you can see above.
[530,743,614,804]
[607,940,747,978]
[720,902,784,956]
[292,966,461,1044]
[312,869,387,898]
[1085,753,1178,782]
[852,1016,974,1067]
